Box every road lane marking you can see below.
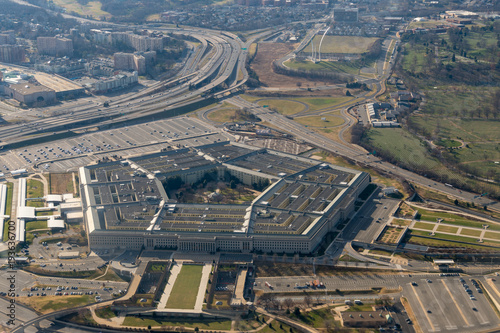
[440,279,471,328]
[410,284,436,332]
[424,281,457,330]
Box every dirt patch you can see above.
[252,43,329,88]
[49,173,74,194]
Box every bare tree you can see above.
[303,295,313,309]
[283,298,295,310]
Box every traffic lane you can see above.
[254,274,401,292]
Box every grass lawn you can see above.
[368,249,394,256]
[95,306,117,319]
[484,231,500,240]
[362,128,440,171]
[25,220,48,231]
[257,99,305,115]
[284,59,362,75]
[436,225,459,234]
[392,219,411,227]
[295,114,344,127]
[289,307,339,328]
[207,108,243,122]
[27,179,44,199]
[17,295,93,314]
[413,222,435,231]
[303,36,379,54]
[460,228,482,237]
[2,182,13,242]
[96,267,128,282]
[122,316,231,329]
[295,97,353,112]
[165,264,203,309]
[407,235,489,251]
[240,94,264,103]
[416,207,500,231]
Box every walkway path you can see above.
[158,262,182,309]
[195,263,212,311]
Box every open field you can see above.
[27,179,44,199]
[165,264,203,309]
[257,99,305,115]
[52,0,110,19]
[284,59,362,75]
[251,43,333,88]
[295,114,344,127]
[303,36,379,54]
[206,108,243,122]
[49,173,74,194]
[17,295,93,314]
[362,128,441,171]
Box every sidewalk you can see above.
[158,261,182,309]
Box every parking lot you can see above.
[0,117,229,173]
[404,276,500,332]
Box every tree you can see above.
[452,53,456,62]
[283,298,295,309]
[304,295,313,309]
[294,307,301,317]
[346,90,352,96]
[296,82,302,89]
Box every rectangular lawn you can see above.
[165,264,203,309]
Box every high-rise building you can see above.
[37,37,73,57]
[0,45,25,63]
[113,51,156,75]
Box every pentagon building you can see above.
[80,142,370,254]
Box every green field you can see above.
[436,225,459,234]
[460,228,482,237]
[25,221,48,232]
[416,207,500,231]
[122,316,231,329]
[165,265,204,309]
[362,128,441,171]
[414,222,435,231]
[206,108,244,122]
[484,231,500,240]
[296,97,353,112]
[257,99,305,115]
[2,182,13,242]
[303,36,379,54]
[295,114,344,127]
[27,179,44,199]
[284,59,363,75]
